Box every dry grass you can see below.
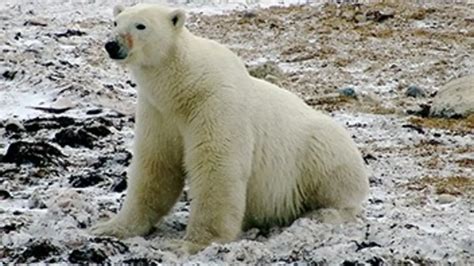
[408,115,474,134]
[358,104,399,115]
[305,94,354,112]
[455,158,474,168]
[425,157,444,169]
[406,176,474,196]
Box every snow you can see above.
[1,0,473,264]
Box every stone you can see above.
[430,75,474,118]
[405,85,426,98]
[2,141,64,166]
[247,61,285,85]
[436,194,457,204]
[53,127,97,149]
[4,120,25,134]
[338,87,357,98]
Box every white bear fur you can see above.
[91,4,369,253]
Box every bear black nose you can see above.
[105,41,120,55]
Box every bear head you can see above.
[105,4,186,66]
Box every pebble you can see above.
[406,103,431,117]
[436,194,457,204]
[338,87,357,98]
[68,248,108,264]
[54,29,86,38]
[2,70,18,80]
[69,172,105,188]
[247,61,285,85]
[28,190,47,209]
[86,108,103,115]
[365,9,395,22]
[355,14,367,23]
[405,85,426,98]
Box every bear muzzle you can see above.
[105,40,128,60]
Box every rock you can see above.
[2,70,18,80]
[369,198,383,204]
[407,104,431,118]
[341,10,356,21]
[1,223,23,233]
[4,120,25,134]
[24,20,48,27]
[54,127,97,149]
[240,10,257,19]
[93,238,129,253]
[2,141,64,166]
[86,116,114,127]
[123,258,161,264]
[91,151,132,169]
[365,9,395,23]
[363,153,377,164]
[17,240,59,263]
[69,172,105,188]
[430,75,474,118]
[405,85,426,98]
[28,190,47,209]
[263,74,281,85]
[353,241,382,251]
[86,109,103,115]
[0,189,12,199]
[402,124,425,134]
[29,106,73,114]
[112,178,127,192]
[247,61,285,85]
[126,80,137,88]
[83,121,111,138]
[366,257,384,265]
[338,87,357,98]
[436,194,457,204]
[23,116,75,132]
[68,248,108,264]
[54,29,86,38]
[355,14,366,23]
[29,98,76,114]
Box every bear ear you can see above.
[170,9,186,29]
[113,5,125,17]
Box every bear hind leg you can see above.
[304,206,361,224]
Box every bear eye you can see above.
[136,24,146,30]
[113,21,117,27]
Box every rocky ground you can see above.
[1,1,473,264]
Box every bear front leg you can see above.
[91,97,184,238]
[185,166,248,253]
[182,124,252,253]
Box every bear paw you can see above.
[164,239,207,256]
[90,218,150,239]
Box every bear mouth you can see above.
[108,52,127,60]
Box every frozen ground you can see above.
[1,0,473,264]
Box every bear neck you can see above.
[130,30,211,122]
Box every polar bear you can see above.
[91,4,369,253]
